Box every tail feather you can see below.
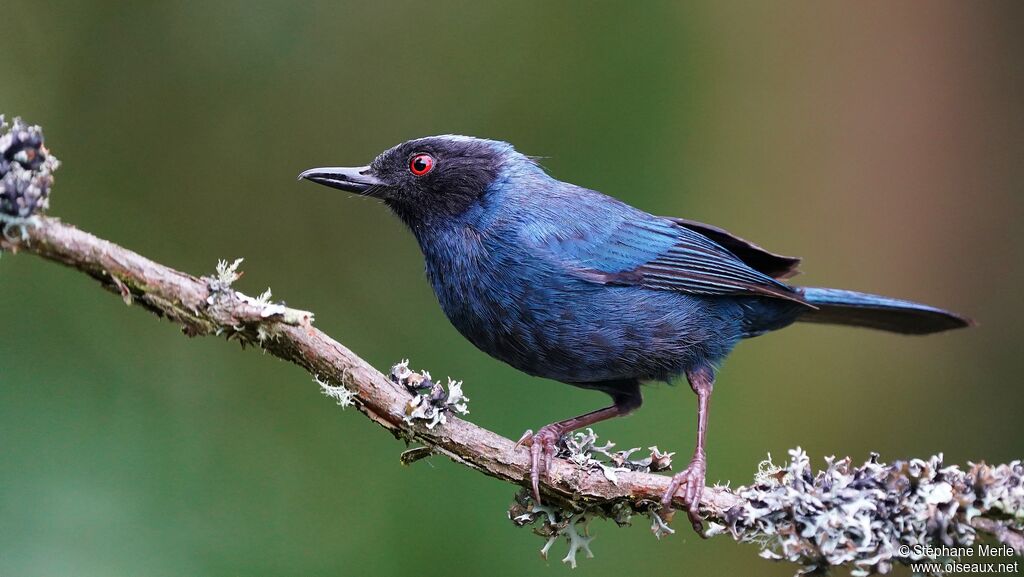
[797,287,973,335]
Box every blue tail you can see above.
[797,287,972,335]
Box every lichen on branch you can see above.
[0,116,59,239]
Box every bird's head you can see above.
[299,135,533,225]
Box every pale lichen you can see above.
[390,360,470,429]
[0,115,59,241]
[212,258,244,288]
[648,510,676,539]
[204,258,314,333]
[558,513,595,568]
[511,502,596,569]
[559,428,676,485]
[508,428,681,567]
[316,375,357,409]
[708,449,1024,576]
[238,286,289,318]
[511,444,1022,573]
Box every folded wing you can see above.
[536,211,809,306]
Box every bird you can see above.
[298,135,972,534]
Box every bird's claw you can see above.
[515,425,562,504]
[659,452,707,537]
[514,429,534,449]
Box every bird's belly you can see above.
[436,276,745,384]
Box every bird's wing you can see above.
[531,209,810,305]
[664,217,802,280]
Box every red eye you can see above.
[409,153,434,176]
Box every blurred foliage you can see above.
[2,2,1021,576]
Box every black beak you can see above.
[297,166,386,195]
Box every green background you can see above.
[3,2,1022,576]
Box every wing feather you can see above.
[536,212,810,306]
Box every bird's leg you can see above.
[516,383,641,505]
[660,364,714,536]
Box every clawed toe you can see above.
[659,455,707,536]
[516,426,561,504]
[514,429,534,449]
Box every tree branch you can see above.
[1,118,1019,573]
[0,215,741,511]
[6,215,1022,574]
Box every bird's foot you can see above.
[659,452,707,537]
[515,425,563,505]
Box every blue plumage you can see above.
[414,159,753,384]
[299,135,971,532]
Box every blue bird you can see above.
[299,135,971,533]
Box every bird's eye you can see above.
[409,153,434,176]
